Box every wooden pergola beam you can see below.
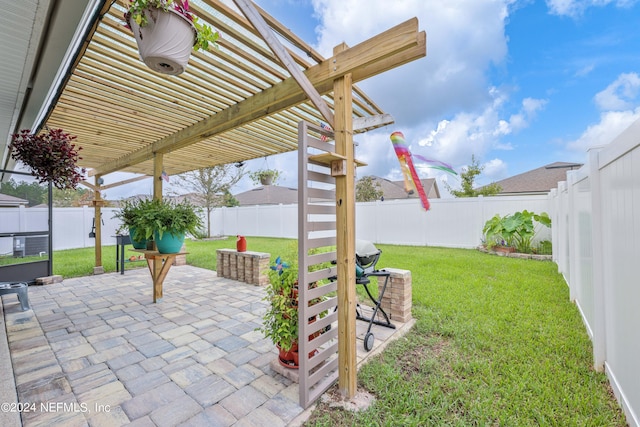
[80,174,150,192]
[90,18,425,177]
[232,0,335,127]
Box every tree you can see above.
[52,187,97,207]
[0,179,47,206]
[173,165,245,237]
[443,155,502,197]
[356,176,384,202]
[221,189,240,207]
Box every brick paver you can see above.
[1,265,410,426]
[0,267,300,426]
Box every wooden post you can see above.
[333,43,357,399]
[93,175,104,275]
[152,152,163,299]
[153,152,163,201]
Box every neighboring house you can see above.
[233,177,441,206]
[369,177,440,201]
[113,193,216,207]
[170,193,211,207]
[488,162,583,196]
[0,193,29,207]
[234,185,299,206]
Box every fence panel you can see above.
[599,140,640,427]
[1,196,552,252]
[551,118,640,427]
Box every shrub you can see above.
[483,210,551,254]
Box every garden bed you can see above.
[477,245,552,261]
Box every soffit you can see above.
[0,0,50,168]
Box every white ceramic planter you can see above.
[127,8,196,76]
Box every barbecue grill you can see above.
[355,239,396,351]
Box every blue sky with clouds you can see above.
[222,0,640,197]
[107,0,640,198]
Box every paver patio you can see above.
[0,265,412,426]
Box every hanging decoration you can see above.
[390,131,458,211]
[390,131,431,210]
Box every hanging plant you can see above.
[10,128,86,190]
[250,169,281,186]
[124,0,219,51]
[123,0,219,75]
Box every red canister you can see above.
[236,235,247,252]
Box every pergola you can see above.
[3,0,426,402]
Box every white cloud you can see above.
[546,0,639,17]
[594,73,640,111]
[311,0,510,127]
[305,0,553,186]
[407,90,545,169]
[566,108,640,153]
[483,158,508,180]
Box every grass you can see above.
[51,236,296,278]
[307,246,626,426]
[50,238,625,425]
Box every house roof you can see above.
[370,176,440,200]
[1,1,426,183]
[232,176,440,206]
[0,193,29,207]
[490,162,583,195]
[235,185,298,205]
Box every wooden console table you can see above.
[132,249,187,303]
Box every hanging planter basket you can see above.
[10,128,86,190]
[127,7,196,76]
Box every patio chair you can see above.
[0,282,30,311]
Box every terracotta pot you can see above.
[277,343,299,369]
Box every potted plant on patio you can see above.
[250,169,280,186]
[259,255,327,369]
[10,128,86,190]
[124,0,219,75]
[135,198,203,254]
[260,256,300,367]
[113,198,151,249]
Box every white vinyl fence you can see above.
[212,195,551,248]
[0,207,125,255]
[551,118,640,427]
[2,145,636,423]
[1,195,551,252]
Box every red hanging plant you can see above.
[10,128,86,190]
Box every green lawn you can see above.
[51,238,625,425]
[308,246,625,426]
[51,236,295,278]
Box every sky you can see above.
[108,0,640,199]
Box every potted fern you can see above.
[124,0,219,75]
[134,198,203,254]
[113,198,151,249]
